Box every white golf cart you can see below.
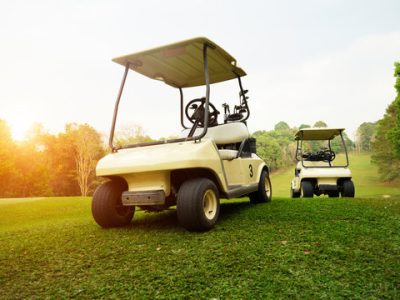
[290,128,355,198]
[92,37,272,231]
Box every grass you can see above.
[0,154,399,299]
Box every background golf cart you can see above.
[93,37,272,231]
[290,128,355,198]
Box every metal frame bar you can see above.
[189,43,211,141]
[237,76,250,122]
[179,88,189,129]
[109,63,130,152]
[340,132,350,167]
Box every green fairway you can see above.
[0,154,399,299]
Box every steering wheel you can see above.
[185,98,219,127]
[323,149,336,161]
[318,149,336,162]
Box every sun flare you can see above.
[8,119,32,141]
[5,109,37,141]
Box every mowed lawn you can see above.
[0,154,399,299]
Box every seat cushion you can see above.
[181,122,250,144]
[219,149,239,160]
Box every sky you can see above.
[1,0,400,141]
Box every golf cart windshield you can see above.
[295,128,349,168]
[109,37,249,151]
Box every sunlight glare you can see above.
[6,108,36,141]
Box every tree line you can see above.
[1,63,398,198]
[0,119,355,198]
[0,122,104,198]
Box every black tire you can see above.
[328,191,339,198]
[301,181,314,198]
[341,180,355,197]
[177,178,220,231]
[291,187,300,198]
[92,180,134,228]
[249,169,272,204]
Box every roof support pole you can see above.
[193,43,211,141]
[179,88,189,129]
[340,132,350,167]
[202,43,210,134]
[189,43,211,141]
[237,76,250,122]
[109,63,130,152]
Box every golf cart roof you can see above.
[112,37,246,88]
[295,128,345,140]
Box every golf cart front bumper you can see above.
[122,190,165,206]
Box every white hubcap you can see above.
[203,189,217,220]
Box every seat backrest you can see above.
[297,161,330,168]
[181,122,250,145]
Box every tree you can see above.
[41,132,81,196]
[253,123,297,171]
[115,124,153,147]
[356,122,376,152]
[0,120,16,197]
[255,134,283,170]
[387,62,400,158]
[67,124,104,197]
[274,121,290,131]
[299,124,311,129]
[313,120,328,128]
[372,62,400,180]
[13,140,52,197]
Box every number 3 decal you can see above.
[249,164,253,177]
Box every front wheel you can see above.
[301,181,314,198]
[177,178,220,231]
[92,180,134,228]
[249,169,272,204]
[341,180,355,197]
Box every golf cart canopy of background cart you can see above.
[295,128,346,141]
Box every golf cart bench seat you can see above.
[182,122,250,144]
[296,161,330,168]
[181,122,250,160]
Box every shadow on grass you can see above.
[126,200,257,231]
[129,210,180,231]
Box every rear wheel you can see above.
[301,181,314,198]
[92,180,134,228]
[249,169,272,204]
[341,180,355,197]
[177,178,220,231]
